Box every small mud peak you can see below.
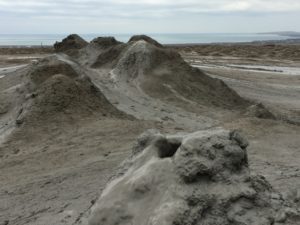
[14,55,131,126]
[54,34,88,53]
[55,34,248,110]
[87,129,299,225]
[245,103,276,120]
[128,34,164,48]
[92,44,127,68]
[91,36,122,48]
[112,38,247,108]
[27,55,79,85]
[28,74,87,116]
[113,40,182,80]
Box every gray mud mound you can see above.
[245,103,276,120]
[78,37,126,68]
[129,35,163,48]
[61,34,247,109]
[28,56,79,85]
[113,40,180,81]
[86,129,299,225]
[92,44,127,68]
[111,39,247,108]
[91,37,122,48]
[54,34,88,55]
[16,56,130,125]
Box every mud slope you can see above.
[0,53,146,225]
[56,34,248,110]
[0,54,130,146]
[54,34,88,56]
[113,38,248,109]
[21,55,129,125]
[89,37,125,68]
[82,129,300,225]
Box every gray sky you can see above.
[0,0,300,34]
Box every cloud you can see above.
[0,0,299,34]
[0,0,300,19]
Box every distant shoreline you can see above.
[258,31,300,38]
[166,38,300,47]
[1,38,300,48]
[1,33,298,46]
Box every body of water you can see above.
[0,33,295,46]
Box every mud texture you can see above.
[86,129,299,225]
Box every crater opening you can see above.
[155,138,181,158]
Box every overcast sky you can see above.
[0,0,300,34]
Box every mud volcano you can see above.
[12,55,129,126]
[54,34,88,56]
[87,129,298,225]
[75,35,249,109]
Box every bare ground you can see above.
[180,50,300,197]
[1,44,300,225]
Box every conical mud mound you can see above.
[28,56,79,85]
[91,37,122,48]
[54,34,88,56]
[87,129,299,225]
[92,43,127,68]
[15,56,130,126]
[110,37,247,108]
[128,35,163,48]
[58,34,248,109]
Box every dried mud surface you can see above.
[1,39,300,225]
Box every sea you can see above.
[0,33,295,46]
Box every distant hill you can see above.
[259,31,300,37]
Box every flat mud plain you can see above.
[1,42,300,225]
